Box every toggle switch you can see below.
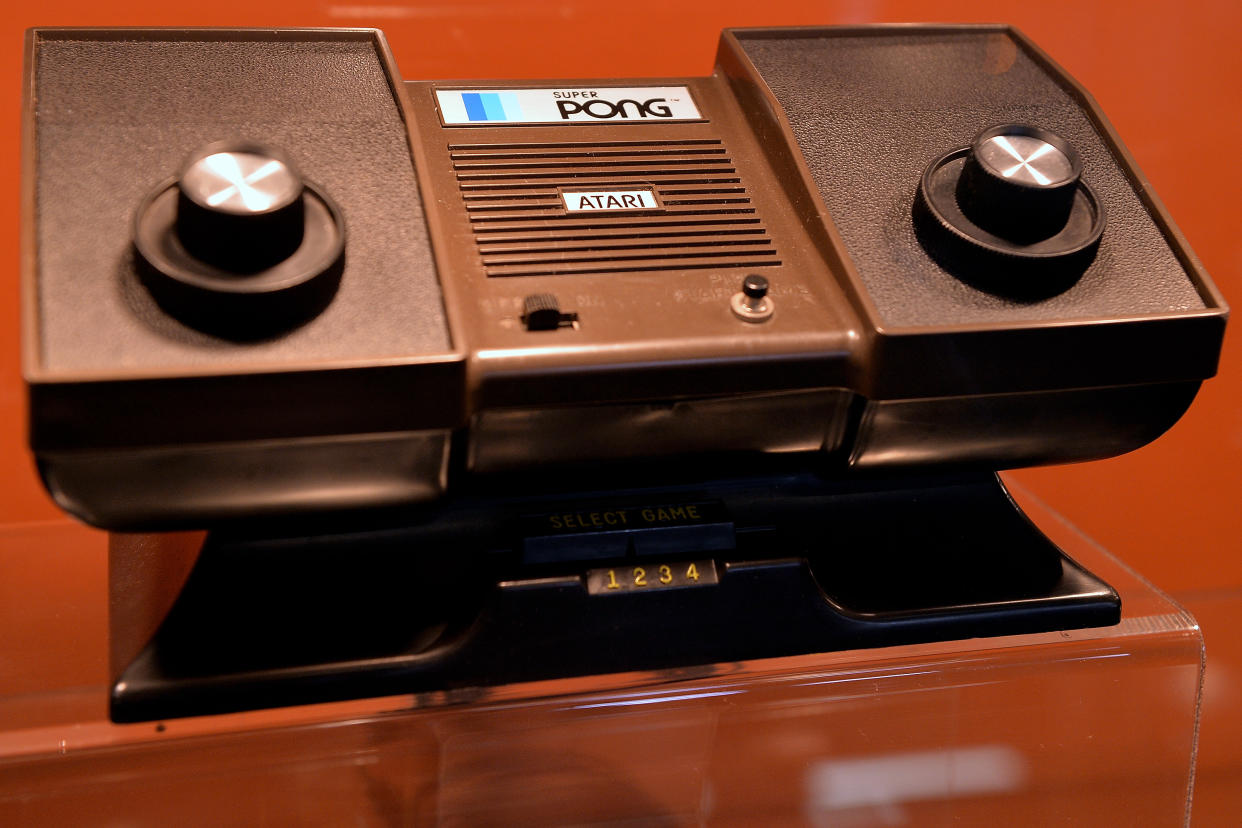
[730,274,774,322]
[522,293,578,331]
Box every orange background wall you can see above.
[0,0,1238,822]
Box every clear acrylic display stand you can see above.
[0,483,1201,826]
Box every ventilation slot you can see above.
[450,139,780,277]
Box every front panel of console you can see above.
[407,76,856,377]
[406,75,864,472]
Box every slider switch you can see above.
[522,293,577,331]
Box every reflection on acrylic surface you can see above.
[805,745,1027,826]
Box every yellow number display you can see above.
[586,560,718,595]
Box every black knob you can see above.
[914,123,1105,297]
[742,274,769,300]
[132,141,346,338]
[956,124,1081,242]
[175,143,306,272]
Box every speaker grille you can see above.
[449,139,780,277]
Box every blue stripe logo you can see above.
[460,92,523,122]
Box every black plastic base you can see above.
[111,472,1119,722]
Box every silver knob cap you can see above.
[175,143,306,272]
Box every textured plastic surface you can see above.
[739,31,1205,326]
[33,34,450,371]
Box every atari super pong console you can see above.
[21,26,1226,719]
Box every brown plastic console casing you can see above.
[22,26,1227,529]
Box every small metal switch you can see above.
[731,274,774,322]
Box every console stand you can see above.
[110,472,1118,721]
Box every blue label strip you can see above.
[461,92,487,121]
[500,92,522,121]
[459,91,523,122]
[480,93,505,121]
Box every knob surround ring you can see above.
[918,147,1104,260]
[133,148,345,338]
[914,125,1105,296]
